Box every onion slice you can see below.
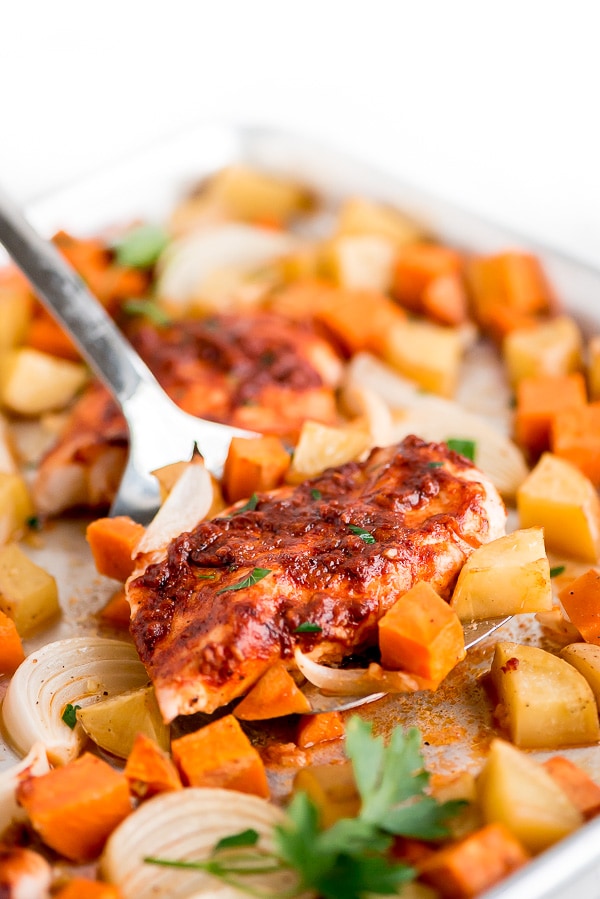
[2,637,148,765]
[101,787,310,899]
[294,648,427,697]
[0,742,49,833]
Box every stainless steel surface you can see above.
[2,124,600,897]
[302,616,512,714]
[0,188,255,523]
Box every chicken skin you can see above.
[33,311,342,515]
[127,436,506,721]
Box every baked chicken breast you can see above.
[127,436,506,721]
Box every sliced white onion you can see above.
[101,787,311,899]
[2,637,148,765]
[0,742,49,833]
[346,352,528,498]
[294,648,424,696]
[134,462,214,559]
[156,223,296,314]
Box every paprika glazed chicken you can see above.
[128,436,506,720]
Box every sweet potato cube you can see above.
[422,272,468,327]
[124,732,182,800]
[98,587,131,628]
[234,662,311,720]
[0,608,25,674]
[16,753,131,862]
[542,756,600,820]
[86,516,145,581]
[53,879,122,899]
[393,243,462,312]
[378,580,465,685]
[559,569,600,644]
[296,711,345,748]
[419,823,529,898]
[467,251,552,327]
[223,436,290,503]
[552,402,600,486]
[515,372,587,460]
[314,287,406,355]
[171,714,269,798]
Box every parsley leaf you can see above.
[62,703,81,729]
[550,565,566,578]
[293,622,323,634]
[231,494,259,515]
[347,525,376,544]
[216,567,272,594]
[114,223,168,268]
[310,488,322,500]
[214,829,260,853]
[446,438,476,462]
[427,461,444,469]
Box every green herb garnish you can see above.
[427,461,444,469]
[310,489,322,501]
[215,829,260,852]
[347,525,376,544]
[232,494,259,515]
[216,567,272,594]
[446,438,476,462]
[114,223,168,268]
[293,622,323,634]
[145,717,463,898]
[26,515,41,530]
[62,703,81,729]
[121,299,171,326]
[196,573,216,580]
[550,565,566,578]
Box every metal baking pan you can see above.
[2,122,600,898]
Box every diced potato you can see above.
[0,413,18,475]
[503,315,583,388]
[0,348,88,416]
[293,761,360,828]
[323,235,396,292]
[476,738,582,853]
[382,318,462,397]
[76,685,169,759]
[0,542,59,634]
[287,420,371,483]
[490,641,600,748]
[335,197,424,246]
[0,472,34,545]
[517,453,600,562]
[560,643,600,708]
[202,165,314,222]
[0,279,33,352]
[450,528,552,621]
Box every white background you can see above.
[1,0,600,267]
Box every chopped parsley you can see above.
[114,223,168,268]
[348,525,376,544]
[550,565,566,578]
[446,438,476,462]
[26,515,41,530]
[427,461,444,469]
[310,488,322,501]
[145,717,463,899]
[196,573,216,580]
[293,622,323,634]
[121,299,171,327]
[216,567,272,594]
[231,494,259,515]
[61,703,81,729]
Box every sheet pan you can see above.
[2,122,600,898]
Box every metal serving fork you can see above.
[0,190,256,524]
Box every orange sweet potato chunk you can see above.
[393,243,462,312]
[234,662,311,720]
[543,756,600,820]
[97,587,131,629]
[0,608,25,674]
[53,879,122,899]
[515,372,587,460]
[124,732,182,800]
[86,516,145,582]
[378,580,465,685]
[551,402,600,486]
[296,711,345,748]
[467,251,553,329]
[171,714,269,798]
[559,569,600,644]
[16,753,131,862]
[419,823,529,898]
[223,436,291,503]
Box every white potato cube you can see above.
[0,472,34,545]
[0,348,88,416]
[0,542,59,634]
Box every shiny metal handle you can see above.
[0,187,159,405]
